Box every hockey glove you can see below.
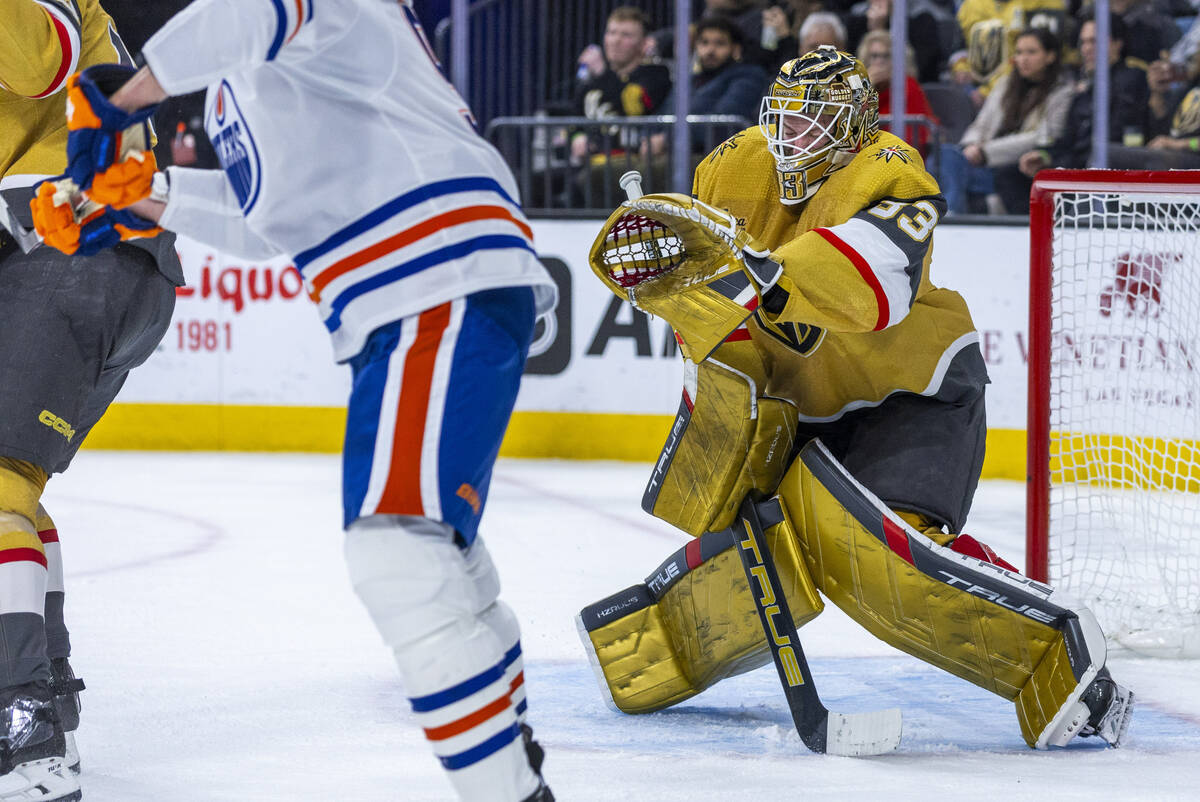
[31,177,161,256]
[65,65,160,207]
[741,243,788,314]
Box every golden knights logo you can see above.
[872,145,912,164]
[754,311,825,356]
[707,132,745,163]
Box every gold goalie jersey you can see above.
[692,126,987,423]
[0,0,135,188]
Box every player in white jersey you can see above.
[29,1,556,799]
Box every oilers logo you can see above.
[209,80,263,213]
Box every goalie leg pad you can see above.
[1015,603,1134,749]
[577,518,823,714]
[778,440,1123,748]
[775,440,1062,700]
[643,358,797,537]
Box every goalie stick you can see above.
[734,495,902,756]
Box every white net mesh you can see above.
[1048,190,1200,656]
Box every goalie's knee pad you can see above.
[642,357,797,537]
[577,516,823,715]
[778,439,1128,748]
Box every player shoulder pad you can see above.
[694,126,773,200]
[846,132,940,204]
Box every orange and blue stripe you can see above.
[341,286,534,539]
[410,643,526,770]
[293,176,535,348]
[267,0,314,61]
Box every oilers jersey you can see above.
[142,0,554,360]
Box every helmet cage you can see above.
[759,95,856,168]
[758,48,879,204]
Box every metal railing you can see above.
[485,114,752,217]
[484,114,976,218]
[435,0,677,125]
[440,0,1124,169]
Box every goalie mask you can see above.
[759,46,879,205]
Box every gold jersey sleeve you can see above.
[1,0,134,185]
[693,128,987,422]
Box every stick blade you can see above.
[823,708,903,756]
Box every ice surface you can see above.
[40,453,1200,801]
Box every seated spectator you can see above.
[733,11,846,82]
[799,11,849,52]
[536,6,670,209]
[1076,0,1180,66]
[757,3,815,74]
[1169,16,1200,76]
[952,0,1067,104]
[651,0,772,67]
[1107,53,1200,169]
[1018,15,1149,177]
[846,0,961,83]
[940,28,1072,215]
[1138,91,1200,167]
[645,18,769,157]
[1146,55,1185,141]
[857,31,940,155]
[569,6,672,167]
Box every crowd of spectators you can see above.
[550,0,1200,216]
[104,0,1200,218]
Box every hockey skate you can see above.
[0,685,80,802]
[519,725,554,802]
[49,660,84,775]
[1047,667,1134,749]
[1077,668,1135,747]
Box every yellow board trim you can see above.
[85,404,1036,479]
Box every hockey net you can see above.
[1027,170,1200,657]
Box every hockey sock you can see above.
[0,511,49,689]
[464,539,529,727]
[35,506,70,660]
[345,516,540,801]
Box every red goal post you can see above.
[1026,169,1200,656]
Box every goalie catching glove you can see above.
[65,65,161,208]
[588,192,788,363]
[30,177,161,256]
